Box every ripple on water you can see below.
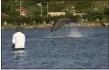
[2,27,108,69]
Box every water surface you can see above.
[1,27,109,69]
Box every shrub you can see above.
[2,16,13,23]
[32,16,43,24]
[12,16,27,25]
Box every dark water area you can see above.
[1,27,109,69]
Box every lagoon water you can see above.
[1,27,109,69]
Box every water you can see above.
[47,27,83,38]
[1,27,109,69]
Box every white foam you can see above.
[46,27,83,38]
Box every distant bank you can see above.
[1,23,109,29]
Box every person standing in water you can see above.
[12,26,25,50]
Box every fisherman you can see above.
[12,26,25,51]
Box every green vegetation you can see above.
[2,0,109,28]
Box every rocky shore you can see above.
[2,23,109,29]
[25,23,109,29]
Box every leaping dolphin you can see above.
[51,18,77,32]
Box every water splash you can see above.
[45,27,83,38]
[67,27,83,37]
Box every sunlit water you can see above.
[1,27,109,69]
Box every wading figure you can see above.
[12,26,25,51]
[51,18,77,32]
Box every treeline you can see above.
[2,0,109,25]
[2,13,108,25]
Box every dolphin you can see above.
[51,18,77,32]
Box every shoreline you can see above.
[1,23,109,29]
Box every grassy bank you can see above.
[2,22,109,29]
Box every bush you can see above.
[12,16,27,25]
[50,15,66,23]
[85,11,107,23]
[2,16,13,23]
[2,16,28,25]
[65,14,81,21]
[32,16,43,24]
[44,15,52,23]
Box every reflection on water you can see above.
[13,50,27,54]
[11,50,28,68]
